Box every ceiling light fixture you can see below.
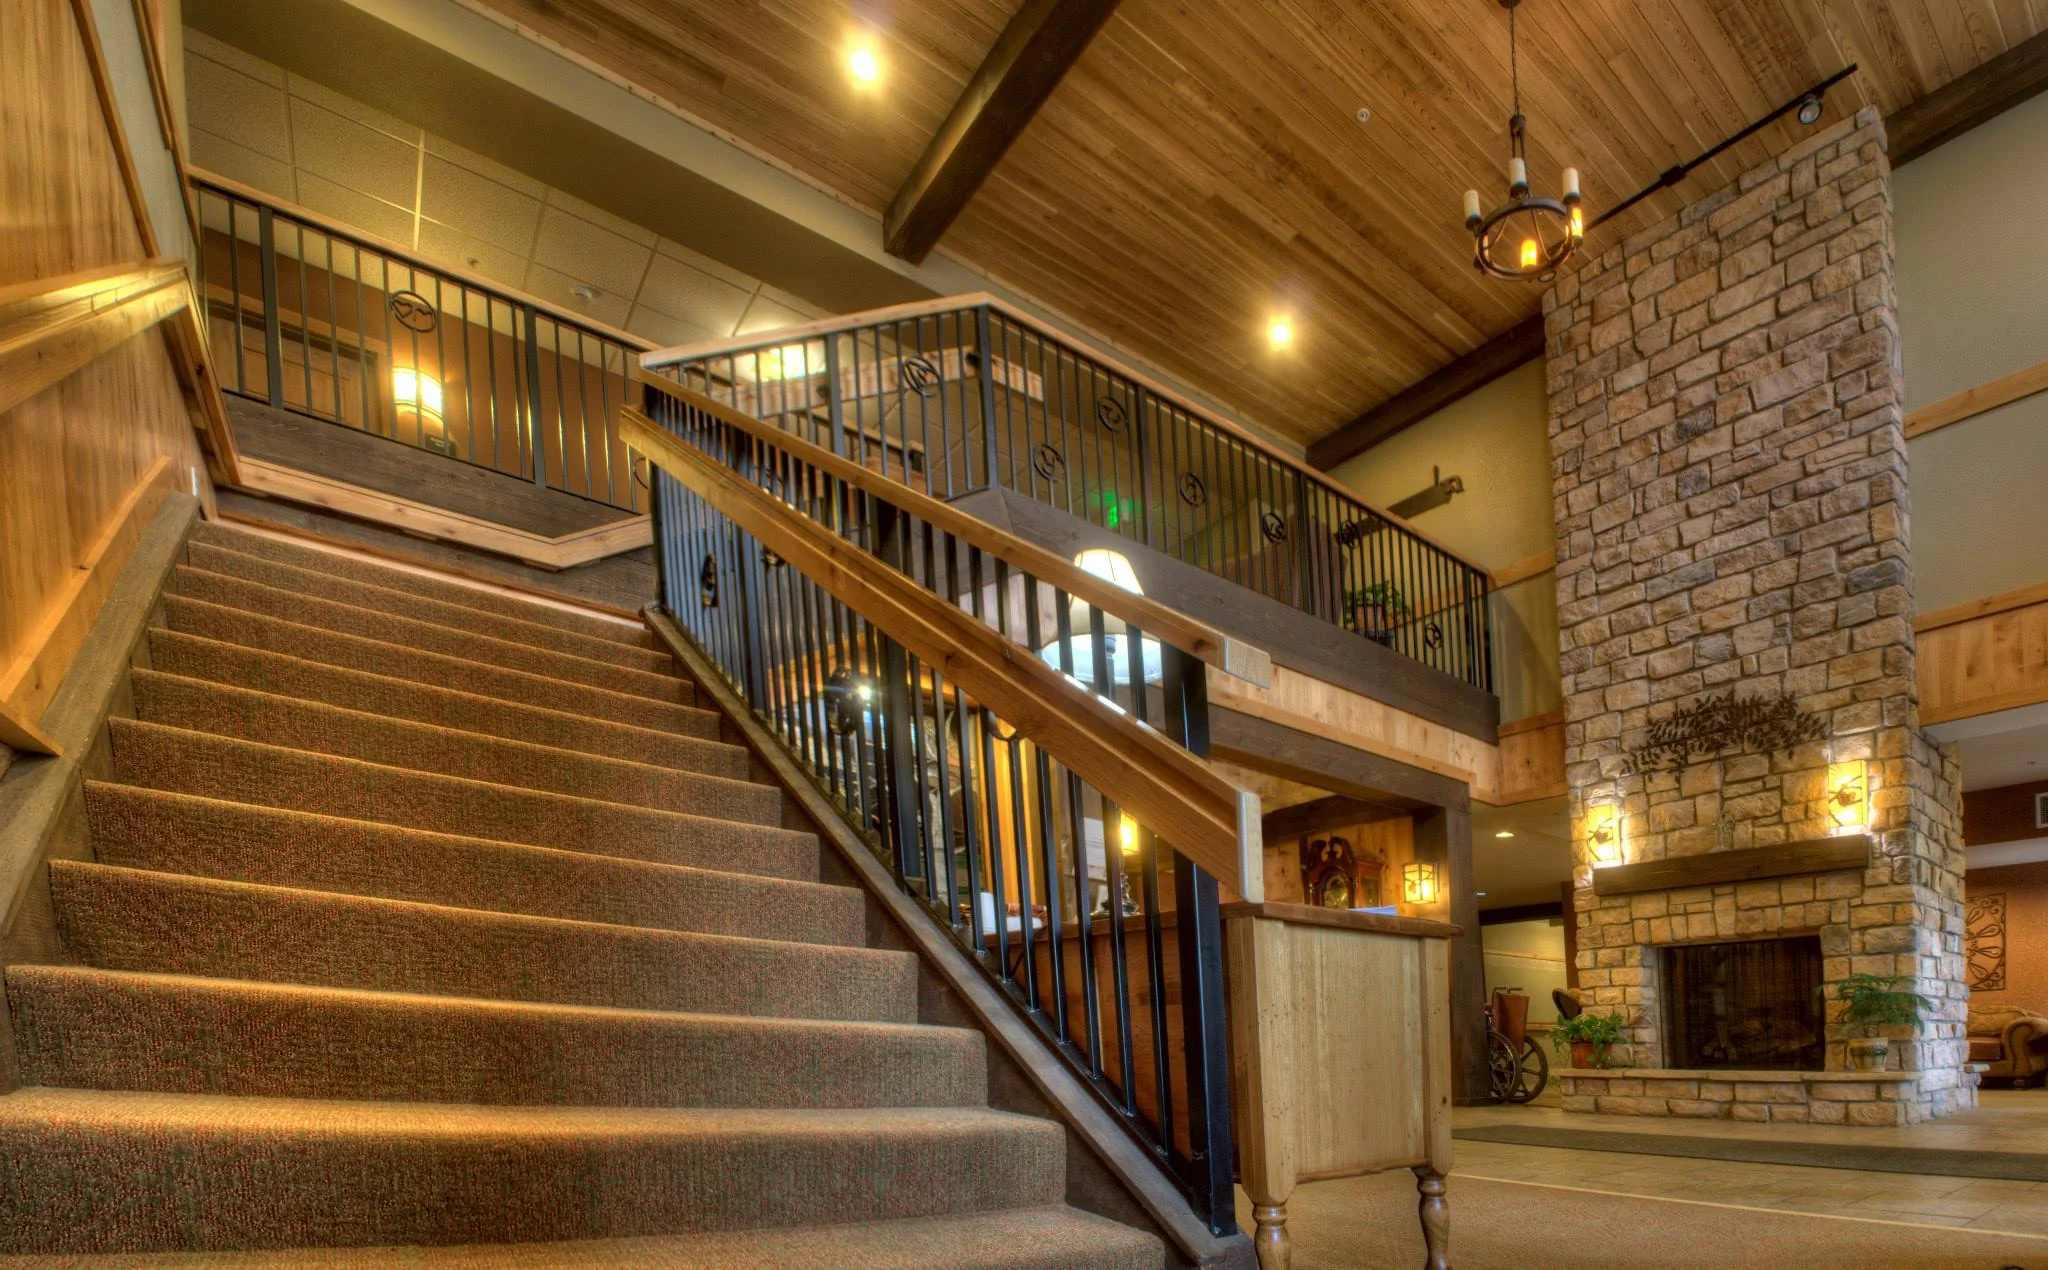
[1268,319,1293,348]
[1796,92,1824,126]
[1462,0,1582,282]
[1494,830,1515,839]
[849,46,880,83]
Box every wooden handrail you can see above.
[628,383,1271,684]
[621,406,1257,893]
[0,258,239,485]
[639,291,1489,577]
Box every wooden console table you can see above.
[1223,902,1459,1270]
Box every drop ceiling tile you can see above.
[425,135,546,198]
[752,283,830,322]
[636,253,754,336]
[654,237,761,293]
[184,29,284,87]
[626,306,716,350]
[531,206,652,302]
[524,263,632,330]
[287,74,421,145]
[420,157,542,255]
[736,295,816,337]
[418,220,529,293]
[294,173,416,250]
[190,129,295,203]
[289,99,420,210]
[545,190,657,247]
[185,54,291,162]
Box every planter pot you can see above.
[1570,1040,1609,1069]
[1847,1037,1891,1071]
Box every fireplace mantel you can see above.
[1589,835,1871,896]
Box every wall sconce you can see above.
[1119,814,1140,855]
[392,368,449,454]
[1587,805,1623,865]
[1827,760,1871,834]
[1402,860,1441,905]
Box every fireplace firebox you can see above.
[1661,936,1824,1071]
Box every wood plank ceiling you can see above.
[465,0,2041,447]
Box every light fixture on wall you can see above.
[1119,814,1140,855]
[1461,0,1584,282]
[1401,860,1441,905]
[1827,760,1871,834]
[1587,804,1623,865]
[392,368,450,455]
[1038,549,1164,686]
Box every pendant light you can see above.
[1462,0,1584,281]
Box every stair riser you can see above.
[10,970,987,1108]
[108,722,817,880]
[161,595,709,731]
[83,785,857,944]
[184,542,671,673]
[168,567,683,703]
[132,672,771,819]
[147,631,734,771]
[189,522,655,649]
[51,864,920,1022]
[0,1111,1063,1253]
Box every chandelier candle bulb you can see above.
[1508,156,1527,191]
[1563,166,1580,199]
[1463,188,1482,226]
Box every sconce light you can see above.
[392,368,449,454]
[1402,860,1441,905]
[1119,814,1140,855]
[1827,760,1871,834]
[1039,548,1164,686]
[1587,805,1623,865]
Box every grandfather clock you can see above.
[1301,835,1382,910]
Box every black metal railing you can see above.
[193,178,645,513]
[648,300,1493,689]
[642,384,1239,1233]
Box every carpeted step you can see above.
[107,720,814,876]
[83,784,858,944]
[147,631,733,770]
[189,521,655,649]
[0,1207,1164,1267]
[183,541,671,673]
[167,567,684,703]
[0,1089,1065,1253]
[8,967,987,1109]
[161,595,709,729]
[50,863,919,1022]
[131,671,772,818]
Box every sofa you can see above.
[1967,1005,2048,1087]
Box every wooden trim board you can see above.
[1915,579,2048,634]
[1904,356,2048,439]
[1916,585,2048,726]
[1590,835,1871,897]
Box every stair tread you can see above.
[147,630,737,770]
[83,783,861,943]
[0,1207,1162,1268]
[131,669,772,816]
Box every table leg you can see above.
[1252,1201,1289,1270]
[1413,1166,1449,1270]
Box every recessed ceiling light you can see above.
[1268,319,1293,348]
[1495,830,1515,838]
[1355,106,1372,124]
[1475,891,1488,898]
[849,46,880,82]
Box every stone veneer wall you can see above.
[1544,107,1971,1124]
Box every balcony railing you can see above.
[645,298,1494,690]
[193,177,646,514]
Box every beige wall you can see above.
[1328,359,1562,721]
[1896,90,2048,613]
[1965,862,2048,1016]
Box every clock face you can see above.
[1319,872,1352,909]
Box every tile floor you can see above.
[1452,1090,2048,1237]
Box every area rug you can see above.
[1247,1172,2048,1269]
[1454,1123,2048,1180]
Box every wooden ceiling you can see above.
[463,0,2042,447]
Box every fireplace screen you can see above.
[1662,936,1824,1070]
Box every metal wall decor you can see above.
[1032,444,1065,480]
[1967,894,2008,991]
[1625,690,1829,773]
[1177,472,1207,507]
[388,290,437,332]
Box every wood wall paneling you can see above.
[1494,712,1567,806]
[1916,588,2048,725]
[1964,779,2048,848]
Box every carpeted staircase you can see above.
[0,519,1163,1268]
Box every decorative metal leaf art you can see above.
[1032,445,1065,480]
[1177,472,1207,507]
[388,290,437,333]
[899,355,941,397]
[1333,519,1370,547]
[1094,396,1128,433]
[1259,510,1289,544]
[1967,894,2007,991]
[1624,690,1828,773]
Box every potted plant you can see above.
[1550,1010,1627,1069]
[1828,972,1928,1071]
[1344,581,1410,645]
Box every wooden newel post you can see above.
[1223,902,1458,1270]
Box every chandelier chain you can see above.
[1509,3,1520,117]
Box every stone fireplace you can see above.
[1545,108,1972,1126]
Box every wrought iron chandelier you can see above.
[1462,0,1583,281]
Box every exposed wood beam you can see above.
[1887,29,2048,166]
[1261,793,1407,842]
[1306,317,1544,471]
[883,0,1121,264]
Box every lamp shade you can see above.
[1039,549,1164,686]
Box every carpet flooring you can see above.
[1456,1122,2048,1180]
[0,520,1160,1266]
[1239,1171,2048,1268]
